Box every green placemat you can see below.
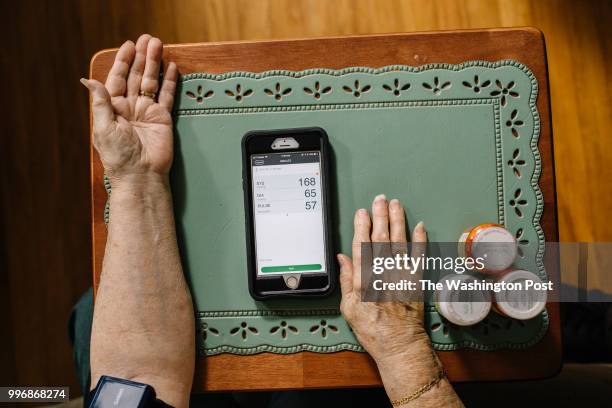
[107,60,547,355]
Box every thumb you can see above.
[80,78,114,137]
[337,253,354,297]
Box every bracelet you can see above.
[389,351,447,407]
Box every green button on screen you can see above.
[260,264,322,273]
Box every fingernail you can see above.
[389,198,400,209]
[79,78,89,88]
[357,208,368,215]
[415,221,425,233]
[374,194,386,202]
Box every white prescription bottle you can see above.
[434,274,491,326]
[492,269,547,320]
[458,223,517,273]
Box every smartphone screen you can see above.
[251,151,326,276]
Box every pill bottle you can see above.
[434,274,491,326]
[458,223,517,273]
[492,269,547,320]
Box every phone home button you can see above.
[284,274,300,290]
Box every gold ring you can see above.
[139,90,157,99]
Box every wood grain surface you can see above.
[2,0,609,395]
[90,27,561,391]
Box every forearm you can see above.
[376,340,464,408]
[90,174,194,407]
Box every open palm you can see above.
[83,34,178,178]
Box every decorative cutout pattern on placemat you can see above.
[103,61,547,355]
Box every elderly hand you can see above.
[84,35,194,408]
[81,34,177,183]
[338,195,463,407]
[338,194,429,363]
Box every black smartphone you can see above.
[242,127,335,300]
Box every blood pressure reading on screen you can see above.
[299,176,318,210]
[251,151,326,276]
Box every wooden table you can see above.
[90,28,561,391]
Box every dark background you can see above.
[0,0,610,395]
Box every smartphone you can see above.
[242,127,335,299]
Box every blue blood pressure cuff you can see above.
[87,376,173,408]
